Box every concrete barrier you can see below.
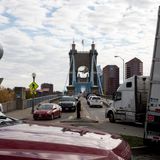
[2,101,16,113]
[2,95,61,113]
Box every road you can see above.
[78,97,144,138]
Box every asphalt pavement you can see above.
[5,99,144,138]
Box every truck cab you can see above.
[105,75,149,123]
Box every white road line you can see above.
[68,116,73,120]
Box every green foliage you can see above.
[121,135,143,147]
[0,87,15,103]
[26,90,33,99]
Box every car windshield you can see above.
[92,97,101,100]
[0,112,21,127]
[61,96,75,101]
[38,104,53,110]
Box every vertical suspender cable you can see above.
[63,56,73,94]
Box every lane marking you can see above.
[68,116,73,120]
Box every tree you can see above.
[0,87,15,103]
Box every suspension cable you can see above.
[63,56,73,94]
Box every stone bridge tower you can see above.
[67,41,99,95]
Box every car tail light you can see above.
[147,115,154,122]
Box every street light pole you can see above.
[0,44,4,85]
[31,73,36,114]
[114,56,125,83]
[0,44,3,60]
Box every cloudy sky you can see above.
[0,0,159,91]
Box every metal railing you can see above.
[2,94,61,113]
[24,95,60,108]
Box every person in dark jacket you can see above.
[76,100,81,119]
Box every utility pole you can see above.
[0,44,4,85]
[31,73,36,114]
[114,56,125,83]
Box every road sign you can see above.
[29,82,39,91]
[30,90,37,95]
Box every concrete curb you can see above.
[60,117,99,123]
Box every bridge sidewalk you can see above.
[6,107,33,120]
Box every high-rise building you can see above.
[125,57,143,79]
[103,65,119,96]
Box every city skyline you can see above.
[0,0,159,91]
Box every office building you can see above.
[125,57,143,79]
[103,65,119,96]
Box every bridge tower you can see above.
[67,41,99,95]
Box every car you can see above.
[86,93,96,100]
[33,103,62,120]
[0,113,132,160]
[59,96,77,112]
[86,94,96,104]
[88,96,103,108]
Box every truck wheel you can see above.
[143,133,152,146]
[109,113,115,123]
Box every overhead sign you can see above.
[29,82,39,91]
[30,90,37,95]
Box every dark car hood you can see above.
[0,124,130,160]
[59,101,74,104]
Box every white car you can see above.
[88,96,103,108]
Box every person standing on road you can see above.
[0,103,4,112]
[77,100,81,119]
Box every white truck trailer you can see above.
[105,75,150,123]
[144,6,160,144]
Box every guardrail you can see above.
[2,101,16,113]
[2,94,61,113]
[23,95,60,109]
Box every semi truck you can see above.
[105,75,150,123]
[144,6,160,144]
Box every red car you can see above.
[33,103,62,120]
[0,112,132,160]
